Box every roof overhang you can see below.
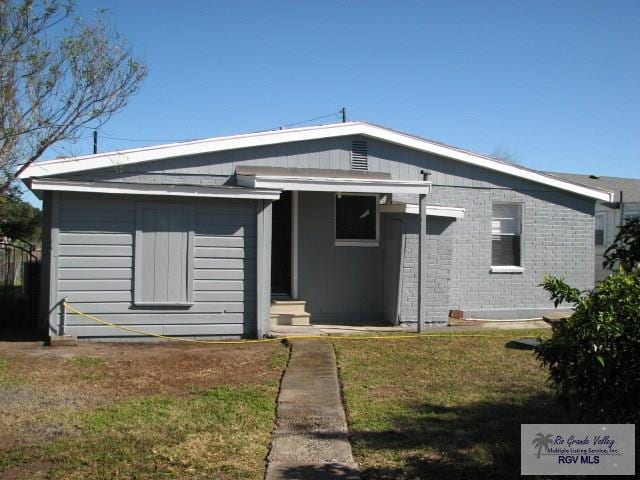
[19,121,614,202]
[29,179,282,200]
[236,173,432,194]
[380,202,465,219]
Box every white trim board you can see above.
[19,121,614,202]
[30,179,282,200]
[236,174,432,194]
[380,203,465,219]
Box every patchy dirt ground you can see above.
[0,340,284,393]
[0,339,289,479]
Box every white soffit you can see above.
[236,174,432,194]
[380,203,465,219]
[18,121,614,202]
[30,179,282,200]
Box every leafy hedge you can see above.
[537,270,640,422]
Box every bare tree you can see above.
[490,145,520,164]
[0,0,147,191]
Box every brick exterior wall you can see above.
[399,215,455,324]
[397,185,595,325]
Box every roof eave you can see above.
[19,121,613,202]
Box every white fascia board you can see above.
[30,179,281,200]
[236,174,432,194]
[380,203,465,218]
[19,123,366,179]
[357,124,615,202]
[19,121,614,202]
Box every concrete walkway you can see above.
[270,319,550,337]
[266,339,360,480]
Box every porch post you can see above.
[417,193,427,333]
[256,199,273,338]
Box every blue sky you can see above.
[26,0,640,204]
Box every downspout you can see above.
[619,190,624,227]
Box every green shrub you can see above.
[537,271,640,422]
[604,216,640,273]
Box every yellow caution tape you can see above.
[63,302,544,344]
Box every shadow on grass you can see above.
[270,462,361,479]
[348,392,578,480]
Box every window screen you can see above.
[595,214,605,246]
[336,195,377,242]
[491,203,521,266]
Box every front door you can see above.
[271,191,292,296]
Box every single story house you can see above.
[20,122,613,340]
[547,172,640,282]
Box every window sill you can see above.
[132,302,194,308]
[490,266,524,274]
[335,240,380,247]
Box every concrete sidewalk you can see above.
[270,319,550,337]
[265,339,360,480]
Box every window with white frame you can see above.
[491,203,521,267]
[335,194,379,245]
[595,213,605,246]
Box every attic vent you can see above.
[351,140,368,170]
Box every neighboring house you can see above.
[20,122,613,340]
[547,172,640,282]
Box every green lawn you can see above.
[0,341,289,480]
[333,329,571,479]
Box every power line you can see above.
[4,109,349,148]
[279,110,342,129]
[97,132,203,143]
[96,109,346,144]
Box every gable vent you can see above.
[351,140,369,170]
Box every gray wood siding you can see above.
[60,138,353,186]
[298,192,383,324]
[55,192,257,338]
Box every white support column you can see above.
[256,200,273,338]
[417,193,427,333]
[48,191,61,336]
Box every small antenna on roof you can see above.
[93,130,98,154]
[340,107,347,123]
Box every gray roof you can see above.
[546,172,640,203]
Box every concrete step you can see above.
[271,299,311,326]
[271,299,309,315]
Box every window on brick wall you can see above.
[595,213,605,246]
[491,203,521,267]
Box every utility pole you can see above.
[93,130,98,154]
[340,107,347,123]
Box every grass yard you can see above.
[333,329,571,479]
[0,340,289,480]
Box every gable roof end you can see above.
[18,122,614,202]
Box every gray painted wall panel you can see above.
[53,192,257,338]
[61,137,353,186]
[62,301,252,314]
[298,191,383,324]
[68,323,245,337]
